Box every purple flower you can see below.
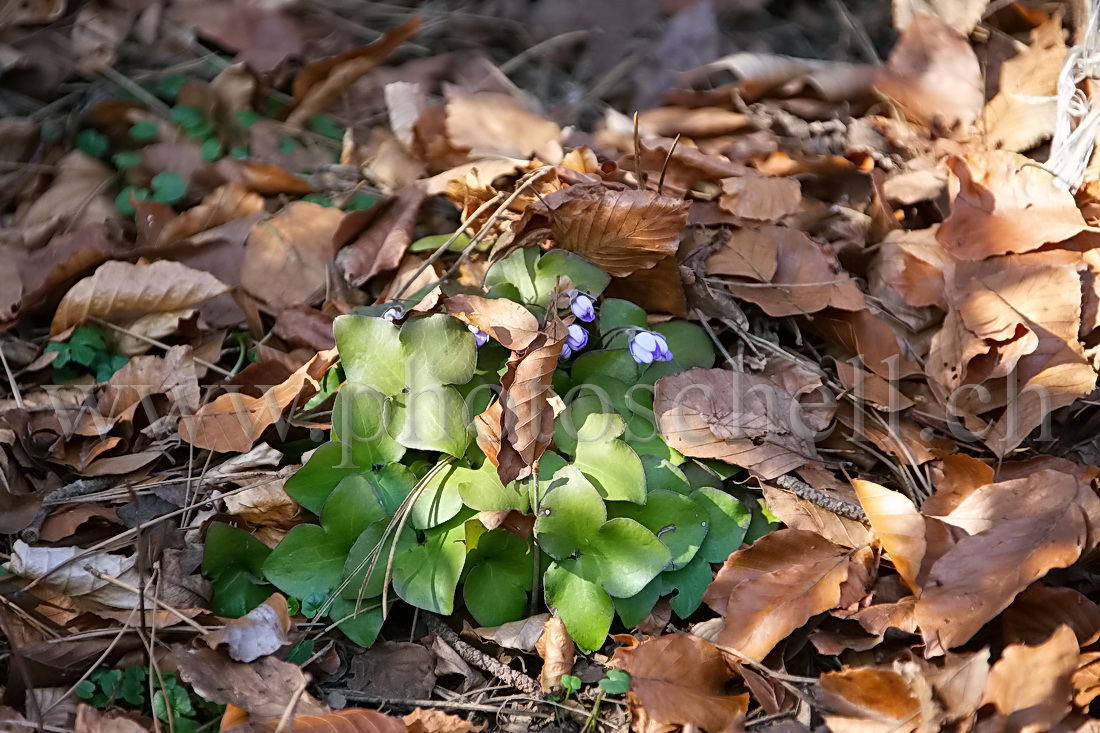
[561,323,588,359]
[567,291,597,322]
[382,305,404,322]
[468,324,490,347]
[628,330,673,364]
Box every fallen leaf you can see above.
[1074,652,1100,709]
[982,625,1077,732]
[203,594,290,663]
[609,634,748,732]
[445,91,562,163]
[335,186,428,286]
[178,348,338,453]
[16,151,118,236]
[39,504,120,542]
[172,2,304,73]
[473,613,550,652]
[938,152,1086,259]
[720,226,865,316]
[287,16,421,127]
[404,708,485,733]
[210,158,315,196]
[74,704,148,733]
[655,368,823,480]
[982,16,1066,152]
[717,176,801,222]
[535,615,575,692]
[6,540,149,609]
[240,202,344,308]
[852,479,925,593]
[873,13,983,134]
[915,470,1100,655]
[348,641,436,699]
[222,707,407,733]
[51,260,230,336]
[816,667,923,732]
[702,529,851,661]
[480,315,567,484]
[510,184,689,277]
[444,294,542,351]
[1002,584,1100,648]
[761,485,872,549]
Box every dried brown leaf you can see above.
[211,158,315,196]
[718,176,801,222]
[915,470,1100,655]
[178,348,338,453]
[514,183,689,277]
[761,485,872,549]
[1003,584,1100,648]
[852,479,925,593]
[472,613,550,653]
[51,260,229,336]
[223,706,406,733]
[335,187,428,286]
[655,368,822,480]
[982,625,1077,732]
[203,594,290,663]
[240,202,344,308]
[817,667,922,732]
[703,529,851,661]
[444,293,542,351]
[445,92,562,163]
[287,16,421,127]
[609,634,748,732]
[404,708,485,733]
[873,14,983,134]
[535,615,575,692]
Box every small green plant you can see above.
[76,665,222,733]
[44,324,129,382]
[203,248,773,652]
[560,674,582,699]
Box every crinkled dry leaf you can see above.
[892,0,989,34]
[610,634,748,732]
[444,294,541,351]
[982,16,1066,153]
[222,705,407,733]
[211,158,315,195]
[535,615,575,692]
[655,368,822,480]
[718,176,801,222]
[473,613,550,652]
[761,485,871,549]
[404,708,485,733]
[336,186,428,286]
[99,345,199,424]
[512,183,689,277]
[178,348,338,453]
[982,625,1077,732]
[203,594,290,663]
[702,529,850,661]
[873,13,983,134]
[286,16,421,127]
[480,315,567,485]
[445,92,562,163]
[6,540,148,610]
[852,479,925,593]
[240,202,344,308]
[816,667,922,732]
[51,260,229,337]
[16,151,118,235]
[719,226,865,316]
[915,471,1100,655]
[1003,584,1100,648]
[938,152,1086,259]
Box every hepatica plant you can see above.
[204,247,765,652]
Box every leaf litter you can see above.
[4,1,1100,732]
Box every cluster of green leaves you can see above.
[203,249,777,652]
[76,665,223,732]
[45,324,129,382]
[74,75,374,217]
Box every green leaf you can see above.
[201,138,223,161]
[402,314,477,387]
[283,441,364,515]
[71,324,107,351]
[613,576,662,628]
[129,120,158,141]
[339,520,390,600]
[263,476,389,599]
[599,669,631,695]
[331,383,405,468]
[569,349,640,387]
[561,674,582,694]
[329,596,385,647]
[76,129,108,157]
[230,145,250,159]
[571,413,646,503]
[453,460,527,513]
[120,666,146,705]
[115,185,150,217]
[662,554,713,618]
[112,151,142,169]
[301,193,334,207]
[599,299,648,345]
[411,232,470,253]
[233,110,261,127]
[389,384,470,456]
[155,74,186,100]
[285,640,313,665]
[485,248,539,304]
[533,250,610,302]
[309,114,345,140]
[462,529,531,626]
[150,171,187,204]
[94,352,129,382]
[691,487,751,563]
[334,316,405,395]
[345,192,377,211]
[408,460,466,529]
[76,680,97,700]
[535,468,668,598]
[544,558,613,653]
[169,105,204,128]
[641,456,692,494]
[202,523,274,618]
[607,490,708,570]
[392,511,471,615]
